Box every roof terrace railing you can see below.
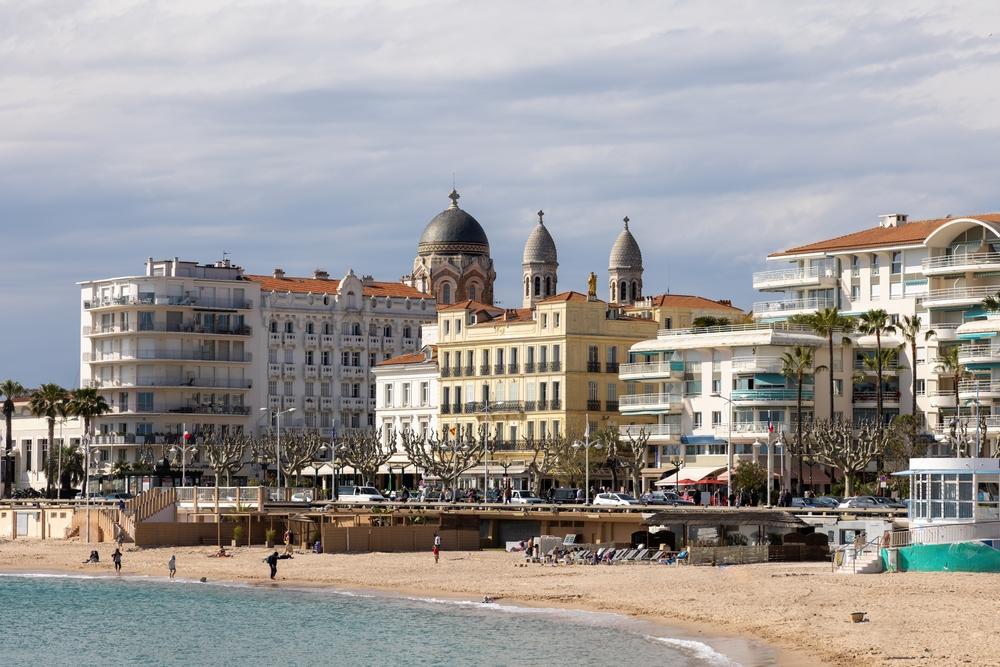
[752,296,835,315]
[655,321,820,338]
[751,265,834,285]
[922,253,1000,271]
[920,285,999,303]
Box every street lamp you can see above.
[752,438,774,506]
[710,393,735,504]
[260,407,296,491]
[169,428,198,487]
[318,440,340,501]
[57,416,79,498]
[573,415,602,504]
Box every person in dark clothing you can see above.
[111,548,122,574]
[265,551,279,579]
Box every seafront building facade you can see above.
[621,212,1000,493]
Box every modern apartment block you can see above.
[621,212,1000,492]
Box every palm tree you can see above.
[67,387,111,436]
[28,384,69,496]
[935,346,967,451]
[43,444,84,492]
[858,309,897,429]
[780,346,822,494]
[899,315,935,446]
[789,308,855,421]
[1,379,25,498]
[982,292,1000,311]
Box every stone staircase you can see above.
[836,549,883,574]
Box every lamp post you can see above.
[573,414,602,504]
[260,407,297,491]
[169,428,198,487]
[57,416,78,498]
[319,441,340,501]
[711,393,735,504]
[83,434,92,543]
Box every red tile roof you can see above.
[537,291,597,304]
[769,213,1000,257]
[246,275,427,299]
[635,293,744,313]
[469,308,535,327]
[377,347,436,367]
[436,300,503,314]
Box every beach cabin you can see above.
[886,458,1000,572]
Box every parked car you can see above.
[790,497,817,508]
[510,490,545,504]
[593,492,640,506]
[74,491,104,500]
[838,496,880,509]
[810,496,840,508]
[551,488,583,504]
[872,496,907,509]
[103,492,133,501]
[290,491,314,503]
[419,488,443,502]
[335,486,385,503]
[640,491,694,506]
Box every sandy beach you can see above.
[2,540,998,666]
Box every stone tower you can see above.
[521,210,558,307]
[608,216,643,305]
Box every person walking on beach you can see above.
[265,551,279,580]
[111,548,122,575]
[433,531,441,564]
[168,554,176,579]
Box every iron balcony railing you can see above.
[605,362,620,373]
[587,399,602,410]
[731,388,814,401]
[655,321,821,338]
[586,361,601,372]
[751,296,835,316]
[480,364,492,376]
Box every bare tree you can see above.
[620,426,651,494]
[521,434,558,495]
[547,432,602,488]
[261,431,325,486]
[400,428,484,490]
[339,427,397,485]
[202,432,251,486]
[805,420,891,496]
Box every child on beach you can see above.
[111,548,122,574]
[168,555,176,579]
[265,551,279,580]
[433,532,441,564]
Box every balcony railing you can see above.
[549,399,561,410]
[922,252,1000,271]
[957,380,1000,394]
[605,400,619,411]
[656,321,819,338]
[549,361,561,372]
[605,362,620,373]
[731,357,783,373]
[451,403,463,415]
[853,359,901,372]
[587,399,602,411]
[619,360,684,377]
[494,364,505,375]
[441,367,452,378]
[618,424,682,439]
[340,335,365,347]
[465,400,525,414]
[85,350,252,363]
[752,296,835,316]
[84,296,252,310]
[619,393,682,408]
[586,361,601,372]
[958,343,1000,362]
[507,363,519,374]
[731,388,813,401]
[920,285,999,304]
[852,389,901,403]
[524,362,536,373]
[91,377,252,389]
[88,322,251,336]
[479,364,492,376]
[751,265,833,286]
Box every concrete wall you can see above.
[0,507,75,539]
[320,525,479,553]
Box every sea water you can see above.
[0,574,747,666]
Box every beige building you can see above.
[625,293,747,330]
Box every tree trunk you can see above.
[911,339,919,455]
[796,376,804,496]
[844,471,854,496]
[46,418,55,496]
[828,332,836,420]
[875,330,883,429]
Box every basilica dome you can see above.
[417,189,490,255]
[609,217,643,269]
[522,214,558,265]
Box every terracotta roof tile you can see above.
[635,293,745,313]
[246,274,428,299]
[436,300,503,314]
[537,291,597,304]
[769,213,1000,257]
[377,347,436,367]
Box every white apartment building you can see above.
[622,212,1000,492]
[3,400,85,492]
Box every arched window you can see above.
[284,320,294,333]
[306,322,314,334]
[544,276,552,296]
[269,320,278,333]
[468,285,477,302]
[383,325,392,337]
[620,281,627,302]
[403,325,412,338]
[441,283,452,304]
[533,276,541,296]
[351,322,362,336]
[631,281,639,301]
[611,282,617,301]
[525,277,530,297]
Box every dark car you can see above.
[551,488,583,504]
[640,491,694,506]
[872,496,907,509]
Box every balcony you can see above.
[341,335,365,348]
[441,403,452,415]
[268,395,281,409]
[958,343,1000,365]
[282,363,296,377]
[321,334,336,347]
[451,366,463,377]
[619,393,682,413]
[619,361,683,380]
[86,350,253,364]
[508,363,519,374]
[550,399,561,410]
[441,367,452,378]
[464,400,525,414]
[368,398,376,411]
[320,397,334,411]
[921,285,999,309]
[369,336,381,348]
[480,364,492,376]
[586,361,601,373]
[339,397,365,411]
[304,334,319,347]
[304,364,318,378]
[549,361,561,372]
[126,402,252,416]
[282,333,297,346]
[619,423,681,441]
[928,391,957,408]
[605,400,619,412]
[752,296,835,318]
[450,403,464,415]
[922,252,1000,276]
[712,421,791,437]
[655,321,819,338]
[93,376,252,390]
[493,364,505,375]
[524,362,536,373]
[303,398,318,412]
[525,400,538,411]
[536,399,548,411]
[320,365,334,377]
[383,336,396,348]
[341,366,365,378]
[751,265,836,291]
[852,389,901,403]
[282,396,297,409]
[853,358,902,373]
[731,388,813,403]
[587,399,602,411]
[464,366,475,376]
[84,295,252,310]
[88,322,252,337]
[402,337,417,349]
[958,380,1000,399]
[731,357,783,373]
[269,333,282,346]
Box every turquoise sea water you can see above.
[0,574,747,666]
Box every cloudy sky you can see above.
[3,1,1000,387]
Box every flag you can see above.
[449,426,457,436]
[584,413,590,440]
[768,417,774,433]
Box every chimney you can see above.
[313,269,329,280]
[878,213,908,228]
[719,299,732,306]
[273,268,285,279]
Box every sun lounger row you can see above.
[533,546,689,565]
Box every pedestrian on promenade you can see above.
[112,548,122,575]
[168,554,176,579]
[265,551,279,580]
[433,531,441,564]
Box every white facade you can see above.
[373,346,440,440]
[3,401,85,492]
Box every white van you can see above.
[335,486,386,503]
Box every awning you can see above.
[893,468,1000,476]
[716,469,781,482]
[680,435,727,445]
[460,465,528,476]
[958,332,996,340]
[654,465,726,487]
[754,373,787,386]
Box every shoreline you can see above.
[3,541,1000,665]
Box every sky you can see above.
[3,0,1000,387]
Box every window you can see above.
[284,348,293,363]
[23,440,31,471]
[137,392,154,412]
[693,412,703,429]
[118,392,128,411]
[268,349,278,363]
[607,346,618,363]
[712,411,722,427]
[468,285,477,301]
[607,383,617,400]
[268,380,277,395]
[588,381,598,400]
[552,344,561,364]
[541,313,548,328]
[284,321,294,333]
[554,313,561,328]
[305,350,314,365]
[871,254,879,270]
[403,325,412,338]
[306,322,315,334]
[341,351,350,365]
[321,382,331,397]
[352,352,361,367]
[456,319,462,334]
[305,382,314,397]
[870,283,881,299]
[711,378,721,394]
[444,320,450,335]
[915,379,925,395]
[834,379,843,396]
[270,320,278,333]
[384,384,393,407]
[441,283,452,304]
[664,317,672,330]
[891,251,902,274]
[138,311,154,331]
[383,325,392,337]
[402,383,411,407]
[442,387,450,407]
[322,351,331,366]
[420,382,429,406]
